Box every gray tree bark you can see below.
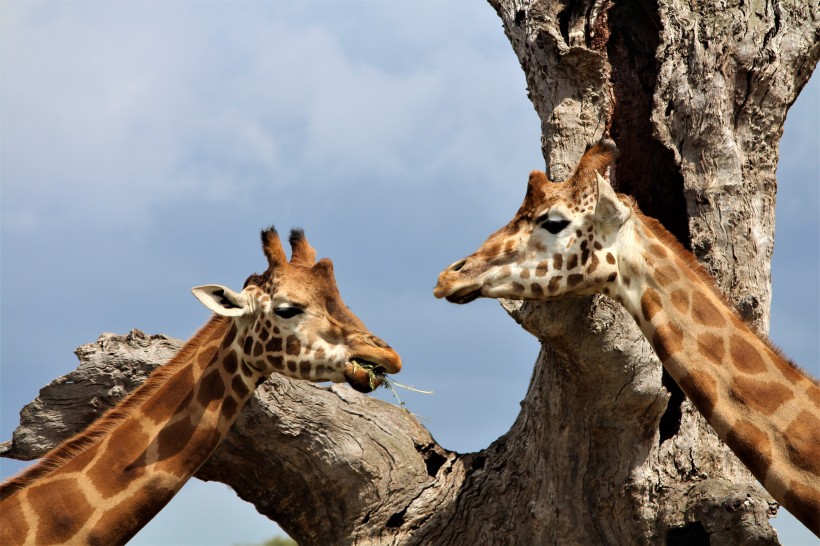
[3,1,817,544]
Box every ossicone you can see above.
[289,228,317,266]
[571,139,619,186]
[261,226,287,267]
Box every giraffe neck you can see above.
[0,316,264,546]
[612,212,820,534]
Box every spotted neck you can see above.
[0,316,261,546]
[612,213,820,534]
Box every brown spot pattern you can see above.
[231,375,250,399]
[266,336,283,352]
[567,274,583,287]
[606,252,615,264]
[0,495,28,544]
[553,254,563,270]
[649,243,668,258]
[511,281,525,293]
[691,290,726,327]
[535,261,550,277]
[783,411,820,476]
[783,480,820,532]
[655,264,680,287]
[29,478,94,544]
[567,254,578,270]
[141,366,194,424]
[223,352,238,374]
[285,335,301,356]
[520,268,531,279]
[87,420,149,498]
[223,323,238,347]
[696,332,724,366]
[730,376,794,414]
[729,334,767,374]
[156,416,196,463]
[726,419,773,481]
[88,476,172,545]
[670,289,689,314]
[267,354,284,370]
[678,371,718,420]
[640,288,662,322]
[548,276,562,293]
[222,396,239,421]
[531,283,544,297]
[652,322,684,363]
[197,369,225,408]
[587,253,600,274]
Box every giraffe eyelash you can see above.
[535,213,571,235]
[274,306,304,319]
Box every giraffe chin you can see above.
[444,286,482,305]
[344,360,387,393]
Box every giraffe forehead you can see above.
[265,268,339,306]
[519,176,595,222]
[255,269,366,335]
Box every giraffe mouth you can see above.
[445,286,482,305]
[345,359,388,393]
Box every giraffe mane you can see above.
[0,315,230,500]
[633,207,816,386]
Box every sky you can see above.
[1,2,817,545]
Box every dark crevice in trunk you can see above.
[658,368,685,444]
[606,0,691,248]
[666,521,710,546]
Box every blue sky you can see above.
[1,2,817,545]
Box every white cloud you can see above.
[2,1,540,235]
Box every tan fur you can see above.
[636,210,816,387]
[0,316,228,501]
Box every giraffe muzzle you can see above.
[433,266,483,304]
[344,360,389,393]
[343,336,402,393]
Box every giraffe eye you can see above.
[274,306,304,319]
[540,219,570,234]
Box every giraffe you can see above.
[433,140,820,535]
[0,227,401,545]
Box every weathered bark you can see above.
[3,1,817,544]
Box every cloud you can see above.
[2,2,540,236]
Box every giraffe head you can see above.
[193,227,401,393]
[435,140,631,304]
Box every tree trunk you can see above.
[3,1,816,544]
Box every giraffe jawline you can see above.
[445,286,482,305]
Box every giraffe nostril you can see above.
[450,259,467,272]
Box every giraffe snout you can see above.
[343,335,402,393]
[349,333,402,375]
[434,257,483,303]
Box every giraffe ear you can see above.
[192,285,254,317]
[595,171,631,229]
